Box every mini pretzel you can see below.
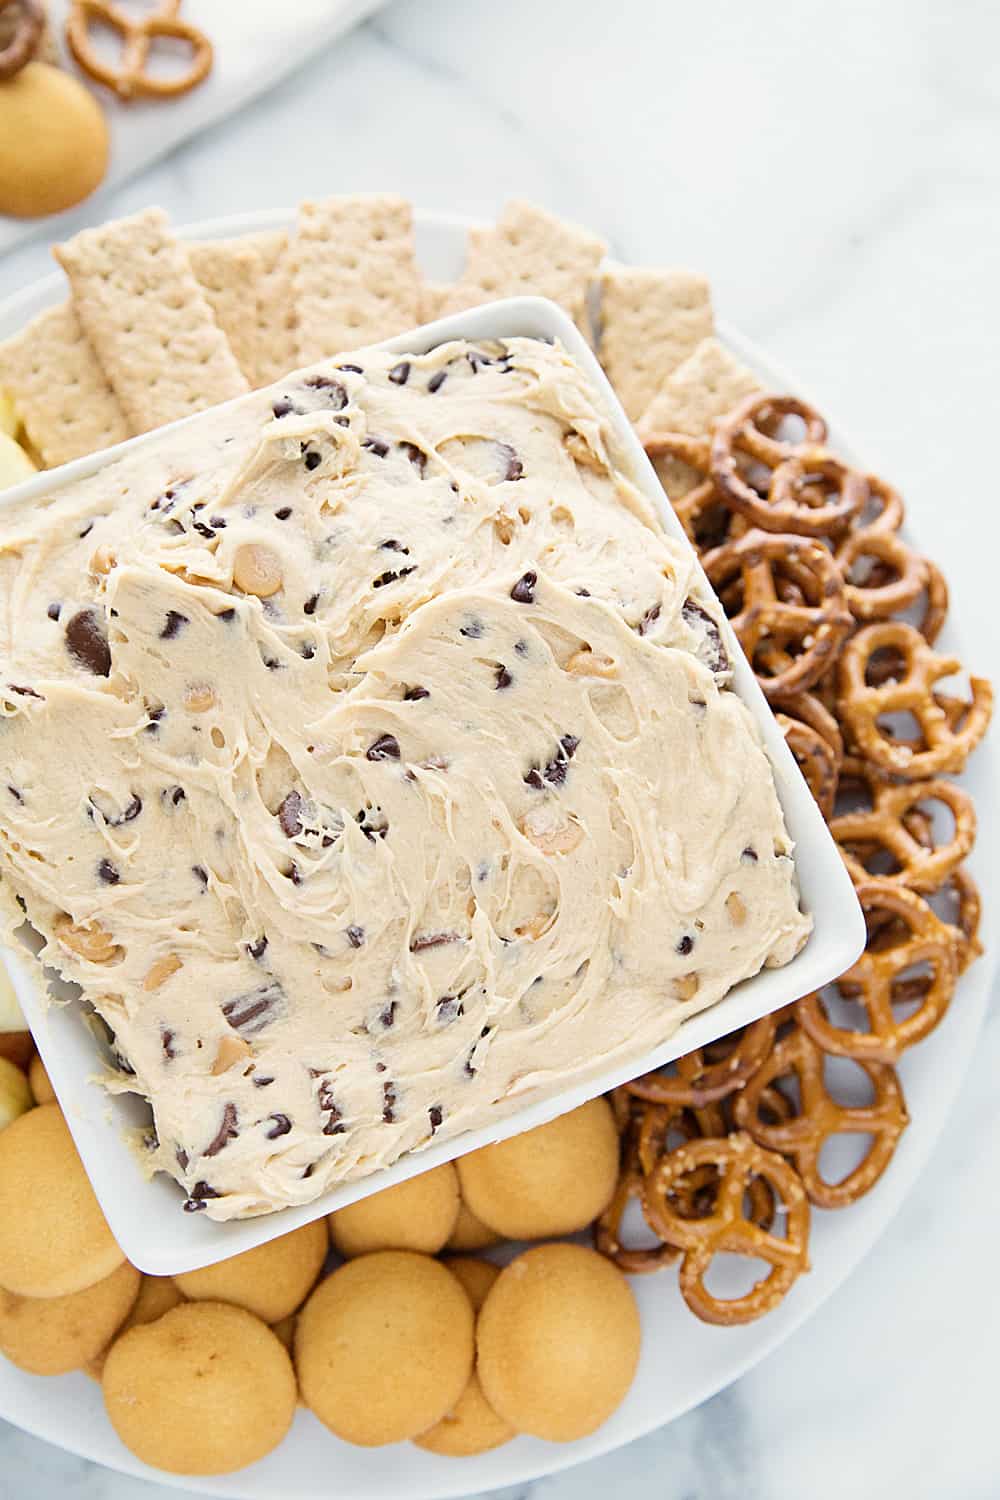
[836,528,928,622]
[797,879,958,1062]
[772,688,845,765]
[643,431,742,550]
[852,473,905,537]
[838,622,992,777]
[593,1134,678,1275]
[625,1014,776,1108]
[733,1027,909,1210]
[642,1132,810,1325]
[67,0,213,101]
[0,0,42,79]
[832,777,976,893]
[777,713,839,820]
[703,529,852,699]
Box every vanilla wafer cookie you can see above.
[599,267,714,422]
[54,208,248,434]
[242,229,297,387]
[438,201,607,334]
[188,239,263,385]
[291,195,422,366]
[0,302,130,466]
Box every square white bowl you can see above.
[0,295,864,1274]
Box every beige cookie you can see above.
[86,1273,184,1380]
[0,1033,32,1071]
[0,1056,31,1132]
[446,1199,501,1252]
[0,1104,124,1297]
[0,1259,139,1375]
[28,1051,55,1105]
[477,1243,641,1441]
[328,1162,459,1258]
[296,1250,474,1447]
[270,1312,296,1354]
[174,1218,327,1323]
[416,1257,514,1456]
[456,1099,620,1240]
[0,63,109,219]
[102,1301,296,1476]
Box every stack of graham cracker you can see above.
[0,195,762,478]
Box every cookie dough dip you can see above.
[0,336,810,1219]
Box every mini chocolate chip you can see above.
[253,1075,274,1088]
[300,640,316,659]
[499,443,524,481]
[337,363,364,374]
[7,785,22,804]
[639,604,661,635]
[183,1198,206,1212]
[47,602,61,621]
[510,570,537,604]
[305,375,348,410]
[183,1179,220,1210]
[176,1147,189,1169]
[204,1103,239,1157]
[168,786,185,806]
[367,734,400,761]
[524,766,545,789]
[380,538,409,553]
[495,664,513,689]
[263,657,283,671]
[159,610,189,640]
[217,608,236,622]
[382,1080,397,1122]
[223,980,284,1034]
[400,441,426,474]
[65,608,111,676]
[403,684,429,701]
[192,864,209,886]
[79,520,93,539]
[278,790,303,837]
[97,858,119,885]
[161,1028,176,1059]
[272,397,297,418]
[379,1001,398,1029]
[274,506,292,520]
[682,597,729,677]
[266,1113,292,1139]
[287,862,302,885]
[460,617,484,639]
[513,639,528,657]
[346,924,365,948]
[303,449,322,471]
[144,707,165,733]
[8,683,41,699]
[676,934,694,956]
[193,522,216,540]
[742,846,759,864]
[437,995,464,1024]
[560,734,579,758]
[427,369,448,393]
[304,593,320,615]
[373,567,416,588]
[410,930,460,953]
[247,935,268,961]
[576,587,591,597]
[210,517,227,529]
[388,361,410,385]
[363,437,390,458]
[429,1105,443,1132]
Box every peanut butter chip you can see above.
[55,915,121,964]
[519,806,584,855]
[233,543,283,598]
[566,648,617,678]
[674,972,700,1000]
[184,683,216,713]
[726,892,747,926]
[212,1035,252,1076]
[514,910,556,940]
[89,544,117,576]
[143,954,182,992]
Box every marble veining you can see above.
[1,0,999,1495]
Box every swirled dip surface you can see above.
[0,338,809,1218]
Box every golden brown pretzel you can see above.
[642,1132,810,1325]
[732,1026,909,1210]
[797,879,958,1062]
[772,688,845,765]
[832,777,976,893]
[777,712,839,820]
[838,622,992,777]
[703,528,852,699]
[625,1015,777,1108]
[66,0,213,101]
[0,0,42,79]
[836,528,929,622]
[593,1131,678,1275]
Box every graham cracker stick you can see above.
[54,207,248,434]
[188,238,263,386]
[0,302,130,467]
[599,266,714,423]
[290,194,422,366]
[241,229,297,387]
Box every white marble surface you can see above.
[2,0,999,1495]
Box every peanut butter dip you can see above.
[0,337,810,1218]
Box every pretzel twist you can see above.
[0,0,42,79]
[66,0,212,101]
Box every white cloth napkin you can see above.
[0,0,389,255]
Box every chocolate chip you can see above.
[510,571,537,604]
[272,397,297,418]
[304,593,320,616]
[7,683,41,699]
[222,980,284,1034]
[253,1075,274,1088]
[278,790,303,837]
[382,1080,397,1122]
[380,538,409,553]
[513,639,528,658]
[639,604,660,635]
[560,734,579,758]
[400,441,426,474]
[388,361,410,385]
[429,1105,443,1132]
[523,766,545,790]
[499,443,523,481]
[210,517,227,529]
[266,1113,292,1139]
[676,934,694,956]
[460,617,485,639]
[403,684,429,701]
[304,375,348,409]
[183,1180,220,1211]
[193,522,216,540]
[346,924,365,948]
[247,935,268,961]
[576,587,591,597]
[427,369,448,393]
[367,734,400,762]
[217,608,236,622]
[166,785,185,807]
[303,449,322,471]
[318,1079,345,1135]
[79,520,93,539]
[362,437,390,458]
[144,707,165,733]
[300,640,316,660]
[161,1028,176,1060]
[682,598,729,677]
[437,994,464,1024]
[286,862,302,885]
[378,1000,398,1030]
[159,610,189,640]
[97,858,119,885]
[204,1103,239,1157]
[495,664,513,689]
[742,846,759,864]
[47,602,61,621]
[274,506,292,520]
[65,608,111,676]
[7,785,22,804]
[337,363,364,374]
[410,930,460,953]
[373,567,416,588]
[192,865,208,886]
[176,1147,189,1170]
